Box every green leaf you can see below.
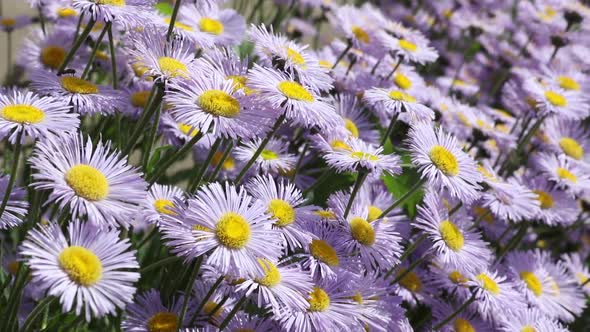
[155,2,173,16]
[382,168,424,218]
[310,172,355,206]
[147,145,173,174]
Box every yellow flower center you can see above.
[398,39,417,52]
[474,207,494,224]
[286,47,306,65]
[203,301,223,318]
[153,199,175,215]
[544,91,567,107]
[1,18,16,27]
[60,76,99,94]
[147,312,177,332]
[260,149,279,160]
[344,118,359,138]
[164,17,193,32]
[132,63,149,78]
[212,151,235,171]
[157,57,188,78]
[351,26,370,43]
[349,217,376,246]
[318,60,333,68]
[7,261,19,275]
[40,46,66,69]
[277,81,314,102]
[429,145,459,176]
[215,212,251,249]
[58,246,102,286]
[227,75,253,95]
[454,318,476,332]
[397,268,422,292]
[521,326,536,332]
[57,8,77,18]
[254,258,281,287]
[476,273,500,295]
[477,165,496,181]
[576,272,589,286]
[1,104,45,124]
[394,73,412,90]
[448,270,468,284]
[351,291,363,305]
[350,151,379,161]
[559,137,583,160]
[65,164,109,201]
[388,90,416,102]
[308,287,330,312]
[97,0,126,6]
[309,239,339,266]
[367,205,382,222]
[520,271,543,296]
[177,123,198,137]
[439,220,464,251]
[314,210,336,219]
[533,190,554,209]
[557,76,580,91]
[557,167,577,183]
[268,199,295,227]
[198,90,241,118]
[131,90,151,108]
[199,17,224,35]
[331,140,352,151]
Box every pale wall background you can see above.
[1,1,36,78]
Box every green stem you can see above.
[234,113,286,184]
[218,294,247,330]
[139,256,180,274]
[148,132,204,185]
[247,0,264,22]
[449,202,462,216]
[332,39,352,69]
[142,104,163,171]
[81,22,109,80]
[177,256,202,329]
[73,12,85,42]
[207,140,235,182]
[20,297,55,332]
[189,275,224,326]
[380,114,398,146]
[188,138,223,192]
[58,18,96,74]
[469,209,491,230]
[6,31,12,78]
[384,56,403,80]
[290,142,308,181]
[432,292,477,330]
[123,84,164,156]
[302,169,332,195]
[107,23,118,89]
[389,255,427,285]
[0,130,23,220]
[166,0,182,42]
[343,169,368,219]
[496,223,527,263]
[384,234,426,279]
[137,227,158,250]
[378,177,426,218]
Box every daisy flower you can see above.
[30,70,125,115]
[363,86,435,124]
[19,220,139,321]
[134,184,184,228]
[377,28,438,64]
[0,15,32,32]
[19,27,85,72]
[178,3,246,47]
[430,300,488,332]
[523,78,589,119]
[523,176,579,226]
[408,122,483,204]
[328,5,385,57]
[234,138,297,175]
[467,269,526,322]
[333,94,379,143]
[414,192,491,273]
[299,221,352,281]
[119,81,154,118]
[165,67,270,140]
[122,289,191,332]
[0,176,28,229]
[159,113,213,149]
[29,133,147,229]
[561,253,590,296]
[42,1,80,22]
[426,261,472,300]
[534,153,590,196]
[248,65,340,131]
[498,308,568,332]
[72,0,156,27]
[324,137,401,177]
[160,182,281,276]
[391,262,429,306]
[0,88,78,143]
[247,175,314,249]
[543,117,589,161]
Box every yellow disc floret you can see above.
[58,246,103,286]
[41,46,66,69]
[544,91,567,107]
[153,199,175,215]
[454,318,476,332]
[367,205,382,222]
[198,90,241,118]
[350,151,379,161]
[429,145,459,176]
[476,273,500,295]
[344,118,360,138]
[65,164,109,201]
[261,149,279,160]
[268,199,296,227]
[351,26,370,43]
[157,57,188,78]
[61,76,99,94]
[559,137,583,160]
[277,81,314,102]
[557,76,580,91]
[147,312,177,332]
[349,217,376,246]
[439,220,464,251]
[309,239,339,266]
[308,287,330,312]
[97,0,126,6]
[397,269,422,292]
[215,212,251,249]
[521,326,536,332]
[199,17,224,35]
[398,39,417,52]
[57,8,77,18]
[1,104,45,124]
[533,190,554,209]
[131,90,151,108]
[388,90,416,102]
[520,271,543,296]
[286,47,306,66]
[394,73,412,90]
[448,270,468,284]
[203,300,223,318]
[557,167,577,183]
[255,258,281,287]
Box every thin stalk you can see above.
[20,297,56,332]
[384,234,426,279]
[189,275,224,326]
[496,223,527,263]
[73,12,85,43]
[234,113,286,184]
[385,56,403,80]
[332,39,353,69]
[207,140,235,182]
[390,255,428,285]
[218,294,247,330]
[107,23,118,89]
[58,17,96,74]
[302,170,332,195]
[140,256,180,274]
[38,6,46,36]
[137,227,158,250]
[6,31,12,78]
[123,84,163,156]
[177,256,203,329]
[188,138,223,192]
[166,0,182,42]
[343,169,368,219]
[469,210,491,230]
[141,104,163,171]
[432,292,477,330]
[81,22,109,80]
[447,60,465,95]
[378,177,427,218]
[380,114,398,146]
[148,132,204,185]
[290,142,308,181]
[370,56,383,75]
[0,131,23,220]
[449,202,463,216]
[247,0,264,22]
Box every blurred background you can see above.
[0,1,35,78]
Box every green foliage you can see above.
[155,2,173,15]
[382,168,424,218]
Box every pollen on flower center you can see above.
[429,145,459,176]
[398,39,418,52]
[308,287,330,312]
[65,164,109,201]
[454,318,476,332]
[556,167,577,183]
[97,0,126,6]
[178,123,198,137]
[40,45,66,69]
[331,140,352,151]
[212,151,235,171]
[199,17,224,35]
[388,90,416,102]
[197,90,241,118]
[286,47,306,66]
[164,17,193,32]
[61,76,99,94]
[309,239,339,266]
[533,190,554,209]
[157,57,188,78]
[367,205,382,222]
[557,76,580,91]
[57,8,77,18]
[153,199,175,215]
[476,273,500,295]
[255,258,281,287]
[277,81,314,102]
[448,270,467,284]
[58,246,103,286]
[215,212,251,249]
[1,18,16,27]
[520,271,543,296]
[344,118,359,138]
[558,137,583,160]
[521,326,536,332]
[350,151,379,161]
[1,104,46,124]
[351,26,370,43]
[439,220,464,251]
[130,90,151,108]
[203,301,223,318]
[147,312,177,332]
[397,268,422,292]
[314,210,336,219]
[544,91,567,107]
[394,73,412,90]
[227,75,252,95]
[268,199,295,227]
[350,217,376,246]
